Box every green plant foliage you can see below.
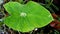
[3,1,53,32]
[45,0,51,3]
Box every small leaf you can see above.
[3,1,53,32]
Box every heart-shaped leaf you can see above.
[3,1,53,32]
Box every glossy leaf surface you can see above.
[4,1,53,32]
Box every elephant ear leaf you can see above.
[3,1,54,32]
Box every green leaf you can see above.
[3,1,53,32]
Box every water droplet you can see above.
[20,12,27,17]
[35,28,38,31]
